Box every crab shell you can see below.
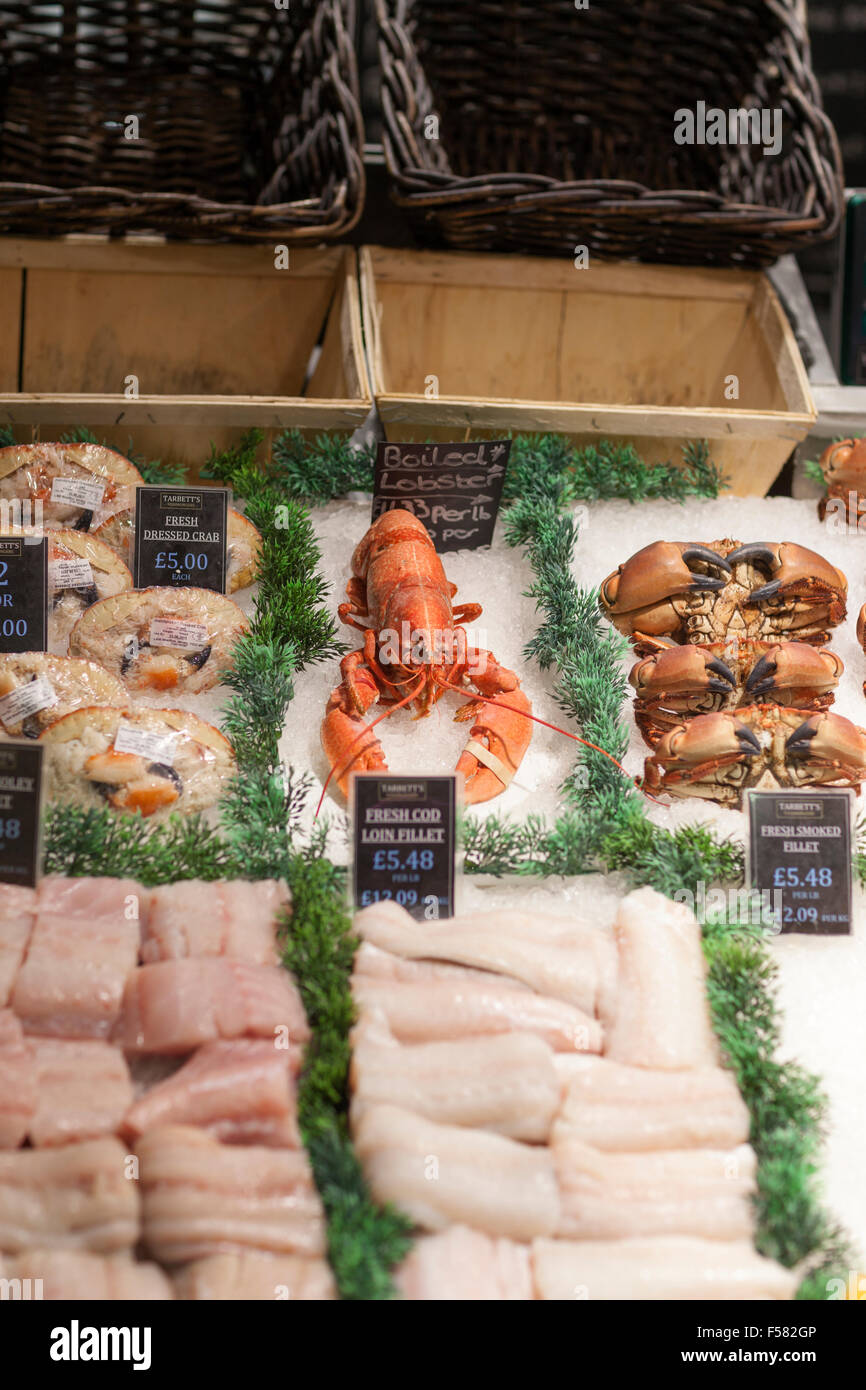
[600,539,847,648]
[817,438,866,524]
[644,705,866,806]
[630,640,843,747]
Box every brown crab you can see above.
[816,437,866,526]
[643,705,866,807]
[630,639,843,747]
[600,539,847,650]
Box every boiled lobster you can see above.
[320,509,533,804]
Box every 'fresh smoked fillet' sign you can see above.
[372,441,511,552]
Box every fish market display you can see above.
[96,506,263,593]
[136,1126,326,1263]
[69,585,248,694]
[643,705,866,805]
[322,508,533,804]
[351,889,795,1302]
[0,443,143,531]
[600,539,847,648]
[0,653,126,739]
[40,705,235,819]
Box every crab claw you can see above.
[786,709,866,774]
[819,438,866,486]
[657,711,760,770]
[744,642,842,702]
[727,541,848,607]
[600,541,731,640]
[630,646,737,699]
[455,687,533,805]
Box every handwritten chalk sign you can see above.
[372,440,511,552]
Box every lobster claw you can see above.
[321,686,387,796]
[455,686,533,805]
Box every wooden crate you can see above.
[0,238,371,474]
[360,247,816,497]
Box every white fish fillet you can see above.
[36,875,142,920]
[354,900,615,1015]
[30,1038,133,1147]
[116,959,310,1054]
[604,886,718,1069]
[123,1039,300,1147]
[175,1252,336,1301]
[552,1054,750,1151]
[395,1226,533,1301]
[137,1125,326,1264]
[0,885,35,1007]
[12,891,140,1039]
[353,1103,560,1240]
[0,1009,35,1147]
[350,1013,560,1142]
[352,974,601,1053]
[9,1249,174,1300]
[531,1236,797,1300]
[553,1136,756,1241]
[142,878,288,966]
[355,941,533,989]
[0,1137,138,1252]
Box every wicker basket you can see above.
[0,1,364,241]
[376,0,844,266]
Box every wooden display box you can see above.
[360,247,816,497]
[0,239,371,473]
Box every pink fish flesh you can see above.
[123,1039,301,1147]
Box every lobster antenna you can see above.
[430,671,659,801]
[315,673,426,818]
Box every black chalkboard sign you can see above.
[373,441,510,552]
[747,789,852,935]
[0,742,44,887]
[352,773,458,921]
[134,487,229,593]
[0,535,47,653]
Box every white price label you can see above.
[0,677,58,724]
[113,720,178,767]
[50,477,106,510]
[48,558,94,590]
[148,618,208,651]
